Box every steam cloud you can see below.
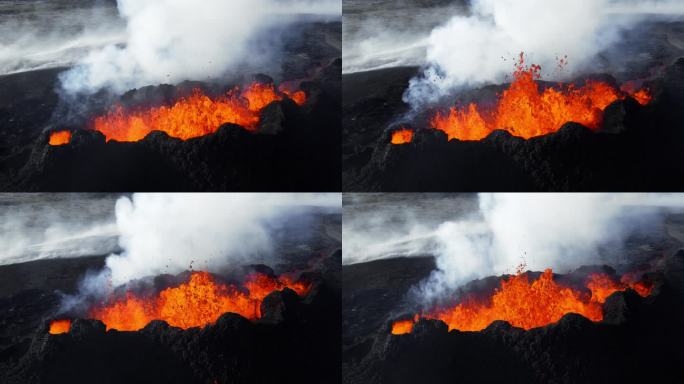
[101,193,340,287]
[342,1,465,74]
[60,0,340,94]
[0,194,119,265]
[0,1,125,76]
[403,0,684,109]
[343,193,684,301]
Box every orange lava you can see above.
[392,269,653,333]
[49,319,72,334]
[89,271,310,331]
[48,131,72,146]
[588,271,654,302]
[391,318,416,335]
[428,53,652,141]
[391,128,414,144]
[93,82,306,142]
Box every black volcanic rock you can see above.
[602,289,644,324]
[600,97,645,134]
[256,99,300,135]
[259,288,302,324]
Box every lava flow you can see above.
[88,271,310,331]
[422,53,652,142]
[391,268,653,334]
[48,319,72,334]
[48,131,72,146]
[91,82,306,143]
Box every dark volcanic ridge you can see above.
[0,249,342,384]
[343,248,684,384]
[343,57,684,191]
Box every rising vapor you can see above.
[403,0,684,109]
[60,0,340,94]
[103,193,340,287]
[419,193,684,300]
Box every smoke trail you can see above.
[403,0,684,109]
[60,0,340,94]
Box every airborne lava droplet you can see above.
[92,82,306,143]
[393,269,653,333]
[48,319,72,334]
[89,271,311,331]
[425,53,652,142]
[48,131,72,146]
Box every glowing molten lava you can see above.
[391,269,653,334]
[89,271,310,331]
[427,53,652,141]
[391,318,417,335]
[92,82,306,142]
[391,128,414,144]
[49,131,72,146]
[49,319,71,334]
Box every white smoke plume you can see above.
[60,0,340,94]
[102,193,340,287]
[342,193,684,300]
[403,0,684,109]
[420,193,684,300]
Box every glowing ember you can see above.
[392,269,653,333]
[426,53,652,141]
[391,128,414,144]
[89,271,310,331]
[92,82,306,142]
[49,319,71,334]
[48,131,72,146]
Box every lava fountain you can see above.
[391,268,653,334]
[88,271,311,331]
[396,53,652,143]
[80,82,306,144]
